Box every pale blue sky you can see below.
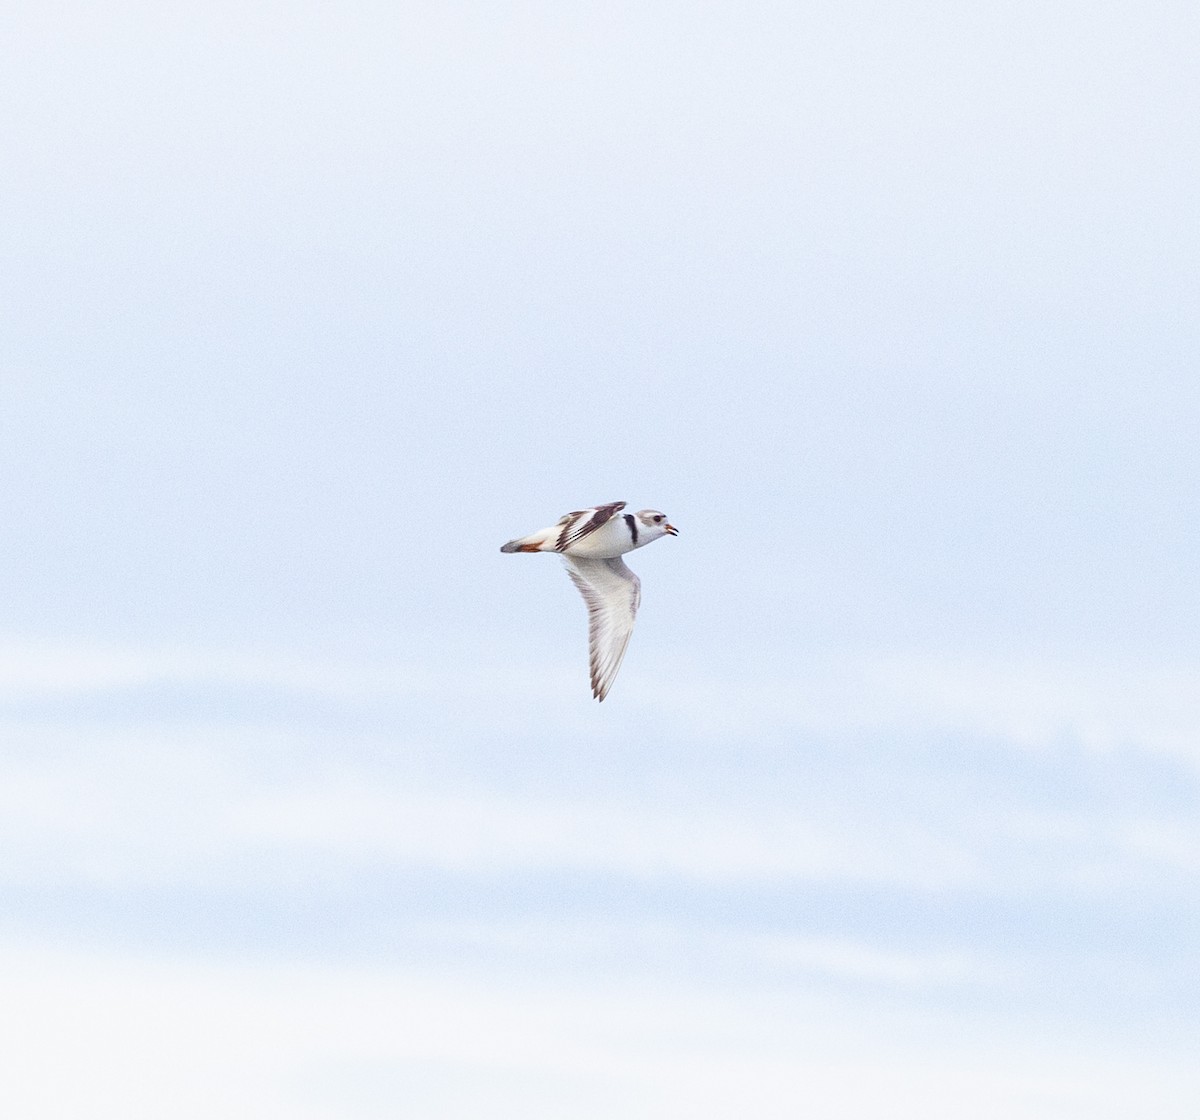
[3,2,1199,1117]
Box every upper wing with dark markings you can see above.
[554,501,626,552]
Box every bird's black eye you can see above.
[653,515,663,523]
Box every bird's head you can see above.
[636,510,679,539]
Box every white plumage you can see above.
[500,501,679,701]
[563,556,642,702]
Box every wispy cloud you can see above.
[0,637,435,701]
[633,653,1200,763]
[0,940,1196,1120]
[873,656,1200,759]
[3,636,1197,760]
[750,934,992,988]
[1,637,1197,896]
[230,777,978,888]
[0,720,974,890]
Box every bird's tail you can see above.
[500,530,553,553]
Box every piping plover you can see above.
[501,501,679,701]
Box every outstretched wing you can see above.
[562,555,641,701]
[555,501,626,552]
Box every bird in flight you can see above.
[501,500,679,701]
